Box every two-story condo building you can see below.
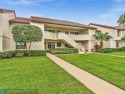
[89,23,125,48]
[0,8,125,52]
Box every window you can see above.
[117,31,121,37]
[57,31,61,33]
[116,42,119,47]
[48,42,55,49]
[57,42,61,47]
[48,30,55,33]
[65,31,69,34]
[70,32,74,35]
[16,43,25,49]
[75,32,79,35]
[95,31,101,35]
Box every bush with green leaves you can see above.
[49,48,78,54]
[0,51,14,59]
[11,24,43,56]
[15,52,24,57]
[0,50,46,59]
[99,48,113,53]
[121,46,125,51]
[30,50,46,56]
[99,46,125,53]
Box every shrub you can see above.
[14,50,26,56]
[112,48,121,52]
[0,51,14,59]
[15,52,24,57]
[99,48,113,53]
[14,50,46,56]
[30,50,46,56]
[121,46,125,51]
[0,50,46,59]
[49,48,78,54]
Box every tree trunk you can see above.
[28,42,32,56]
[25,43,28,56]
[100,41,103,48]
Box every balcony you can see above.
[44,31,90,41]
[44,31,57,40]
[68,34,89,40]
[114,37,122,40]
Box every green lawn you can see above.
[58,54,125,90]
[0,57,93,94]
[108,52,125,56]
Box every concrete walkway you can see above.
[47,53,125,94]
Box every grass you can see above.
[107,52,125,56]
[0,56,94,94]
[58,54,125,90]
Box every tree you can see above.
[117,13,125,25]
[93,32,112,48]
[12,24,43,56]
[121,36,125,42]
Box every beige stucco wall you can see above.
[0,12,15,52]
[30,22,45,50]
[89,25,118,48]
[10,22,45,50]
[88,29,96,51]
[10,23,22,50]
[0,13,3,51]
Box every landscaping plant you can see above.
[12,24,43,56]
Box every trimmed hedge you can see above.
[49,48,78,54]
[0,50,46,59]
[0,51,14,59]
[30,50,46,56]
[99,48,113,53]
[99,46,125,53]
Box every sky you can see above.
[0,0,125,26]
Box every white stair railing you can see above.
[58,33,85,53]
[58,33,78,48]
[77,43,85,52]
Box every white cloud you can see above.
[111,6,125,12]
[99,5,125,19]
[97,4,125,25]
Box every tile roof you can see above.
[115,25,125,29]
[89,23,117,29]
[9,17,30,24]
[0,8,15,13]
[30,16,97,29]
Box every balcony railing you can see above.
[44,31,90,40]
[44,31,57,40]
[68,34,89,40]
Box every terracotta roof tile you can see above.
[0,8,15,13]
[30,16,96,29]
[115,25,125,29]
[89,23,117,29]
[9,17,30,24]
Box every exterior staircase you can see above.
[58,33,85,53]
[77,43,85,53]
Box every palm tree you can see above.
[93,32,112,48]
[117,13,125,25]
